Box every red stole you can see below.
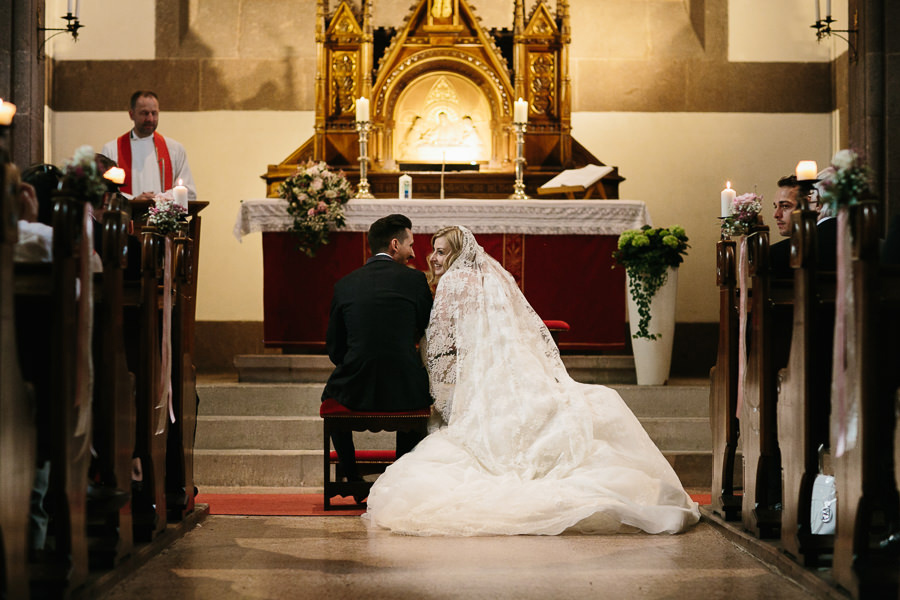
[116,131,174,195]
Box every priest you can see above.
[101,90,197,203]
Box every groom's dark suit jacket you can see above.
[322,255,433,412]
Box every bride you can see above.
[364,226,700,536]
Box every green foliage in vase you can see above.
[613,225,689,340]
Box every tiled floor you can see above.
[100,516,821,599]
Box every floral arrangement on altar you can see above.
[60,145,107,207]
[818,149,872,209]
[721,192,763,237]
[147,198,187,235]
[279,161,353,257]
[613,225,690,340]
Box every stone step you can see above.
[196,414,707,453]
[193,449,722,489]
[233,354,642,385]
[196,382,710,419]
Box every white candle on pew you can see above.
[721,181,735,218]
[173,178,189,208]
[795,160,818,181]
[0,99,16,125]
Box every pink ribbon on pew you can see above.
[156,236,175,434]
[736,235,749,418]
[832,209,856,457]
[73,202,94,453]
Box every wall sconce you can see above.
[811,1,858,61]
[39,2,84,42]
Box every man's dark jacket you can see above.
[322,255,433,411]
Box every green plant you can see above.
[279,161,353,258]
[613,225,689,340]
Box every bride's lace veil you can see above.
[425,226,586,478]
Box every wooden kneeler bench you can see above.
[320,398,430,510]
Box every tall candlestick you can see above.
[510,122,529,200]
[354,121,375,199]
[355,97,369,122]
[795,160,818,181]
[721,181,735,218]
[514,97,528,124]
[0,99,16,125]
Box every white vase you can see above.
[626,267,678,385]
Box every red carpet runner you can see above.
[195,493,712,517]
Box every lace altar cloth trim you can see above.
[233,198,652,240]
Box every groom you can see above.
[322,213,434,485]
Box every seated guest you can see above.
[9,161,53,264]
[21,163,63,226]
[769,175,800,279]
[813,168,837,272]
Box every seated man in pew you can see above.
[10,161,53,264]
[769,175,800,279]
[322,214,434,500]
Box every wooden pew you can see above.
[131,225,168,542]
[87,205,136,568]
[166,231,198,521]
[740,227,790,539]
[830,202,900,597]
[0,160,37,600]
[709,238,741,521]
[776,207,836,566]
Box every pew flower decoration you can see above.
[60,145,107,207]
[279,161,353,258]
[613,225,690,340]
[818,149,873,209]
[721,192,763,237]
[147,198,187,235]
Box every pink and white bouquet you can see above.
[279,161,353,257]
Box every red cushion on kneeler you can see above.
[542,319,570,332]
[328,450,397,462]
[320,397,431,418]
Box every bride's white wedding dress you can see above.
[364,227,700,536]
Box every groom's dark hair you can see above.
[368,214,412,254]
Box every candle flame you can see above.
[103,167,126,184]
[177,178,184,186]
[0,98,17,126]
[726,181,731,189]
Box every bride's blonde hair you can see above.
[427,226,465,286]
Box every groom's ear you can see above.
[388,237,400,254]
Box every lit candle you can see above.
[0,99,16,126]
[514,97,528,123]
[721,181,736,218]
[103,167,125,185]
[814,0,821,22]
[173,178,189,208]
[795,160,818,181]
[355,97,369,122]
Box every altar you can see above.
[235,198,651,352]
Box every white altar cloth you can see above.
[233,198,651,241]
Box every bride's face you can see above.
[430,236,452,278]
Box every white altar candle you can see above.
[173,178,189,208]
[355,97,369,122]
[514,98,528,123]
[0,99,16,125]
[721,181,735,218]
[795,160,818,181]
[104,167,125,185]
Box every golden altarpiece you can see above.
[264,0,623,198]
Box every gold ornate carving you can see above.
[523,3,559,38]
[331,52,358,117]
[529,53,555,116]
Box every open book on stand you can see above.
[537,164,614,199]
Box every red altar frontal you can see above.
[235,198,651,352]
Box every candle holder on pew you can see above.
[354,120,375,199]
[510,120,529,200]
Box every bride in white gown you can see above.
[364,226,700,536]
